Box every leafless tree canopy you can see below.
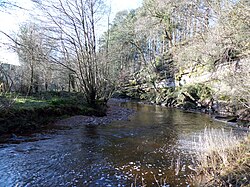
[30,0,114,104]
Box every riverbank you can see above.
[54,99,135,127]
[114,82,250,130]
[0,97,135,143]
[0,92,107,139]
[117,97,250,132]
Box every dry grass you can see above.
[191,128,250,187]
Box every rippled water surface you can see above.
[0,102,233,186]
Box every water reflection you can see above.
[0,102,230,186]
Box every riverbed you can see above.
[0,101,238,186]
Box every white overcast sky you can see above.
[0,0,142,65]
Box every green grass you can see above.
[13,97,50,109]
[1,91,87,109]
[0,92,106,135]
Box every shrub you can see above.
[185,83,213,101]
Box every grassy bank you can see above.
[0,92,106,135]
[191,128,250,186]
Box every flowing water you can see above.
[0,102,235,186]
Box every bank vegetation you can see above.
[191,129,250,186]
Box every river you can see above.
[0,101,235,186]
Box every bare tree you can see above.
[16,23,57,94]
[34,0,114,105]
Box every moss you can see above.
[181,83,213,102]
[218,94,231,101]
[139,93,149,100]
[129,79,137,86]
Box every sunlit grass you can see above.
[1,94,77,109]
[0,93,50,109]
[0,91,92,112]
[191,128,250,186]
[13,97,50,109]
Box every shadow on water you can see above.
[0,102,236,186]
[85,125,100,139]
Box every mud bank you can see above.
[55,99,135,127]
